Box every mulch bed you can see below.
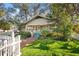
[20,37,35,48]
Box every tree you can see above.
[50,4,78,40]
[0,9,5,17]
[0,20,11,31]
[18,23,26,31]
[12,3,28,20]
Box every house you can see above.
[0,31,21,56]
[25,14,55,35]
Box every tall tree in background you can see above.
[0,20,11,31]
[50,4,79,40]
[0,9,5,17]
[12,3,28,20]
[28,3,50,16]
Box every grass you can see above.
[21,38,79,56]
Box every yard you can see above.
[21,38,79,56]
[1,3,79,56]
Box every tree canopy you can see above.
[50,4,79,40]
[0,9,5,17]
[0,20,11,30]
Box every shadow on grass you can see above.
[71,48,79,54]
[32,43,49,50]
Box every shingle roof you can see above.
[25,14,51,25]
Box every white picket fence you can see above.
[0,31,21,56]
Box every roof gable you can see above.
[25,15,50,24]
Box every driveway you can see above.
[20,37,35,48]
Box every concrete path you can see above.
[71,33,79,40]
[20,37,35,48]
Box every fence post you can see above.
[11,31,15,56]
[18,35,21,56]
[0,40,2,56]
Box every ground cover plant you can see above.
[21,38,79,56]
[19,31,31,39]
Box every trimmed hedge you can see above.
[19,31,31,39]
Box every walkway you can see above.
[20,37,35,48]
[71,33,79,40]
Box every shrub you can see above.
[41,29,50,38]
[19,31,31,39]
[47,32,64,40]
[73,24,79,34]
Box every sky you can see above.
[0,3,50,19]
[3,3,14,9]
[3,3,49,10]
[3,3,49,13]
[0,3,50,22]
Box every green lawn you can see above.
[21,38,79,56]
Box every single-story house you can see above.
[24,15,56,35]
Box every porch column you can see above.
[14,35,21,56]
[32,26,35,33]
